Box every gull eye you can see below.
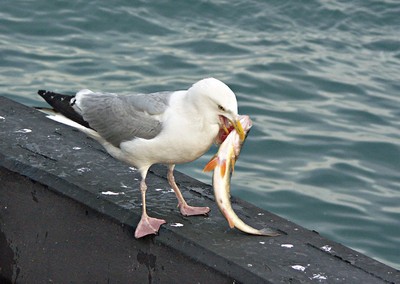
[218,104,225,111]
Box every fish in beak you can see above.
[217,115,245,144]
[204,115,280,236]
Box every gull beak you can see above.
[229,117,245,142]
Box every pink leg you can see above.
[168,165,210,216]
[135,178,166,239]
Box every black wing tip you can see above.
[38,90,56,99]
[37,90,72,101]
[36,89,92,129]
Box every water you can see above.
[1,0,399,270]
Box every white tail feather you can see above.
[45,113,100,140]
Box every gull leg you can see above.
[168,164,210,216]
[135,174,166,239]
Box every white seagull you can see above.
[38,78,244,238]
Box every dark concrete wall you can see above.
[1,96,399,283]
[0,168,231,283]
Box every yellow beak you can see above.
[230,118,245,142]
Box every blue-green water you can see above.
[1,0,399,270]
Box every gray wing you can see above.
[77,91,172,147]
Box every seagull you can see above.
[37,78,245,238]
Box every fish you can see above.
[204,115,280,236]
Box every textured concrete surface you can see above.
[1,96,399,283]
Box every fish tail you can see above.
[259,228,281,237]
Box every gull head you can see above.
[189,78,245,142]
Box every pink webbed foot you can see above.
[134,214,166,239]
[179,203,210,216]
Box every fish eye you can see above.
[218,104,225,111]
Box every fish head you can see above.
[231,115,252,154]
[237,115,252,133]
[217,114,245,143]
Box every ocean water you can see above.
[1,0,399,270]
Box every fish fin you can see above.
[231,157,236,174]
[222,208,235,228]
[227,217,235,229]
[220,160,227,178]
[203,156,218,172]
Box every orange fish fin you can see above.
[222,208,235,228]
[227,217,235,228]
[231,157,236,174]
[220,160,227,177]
[203,156,218,172]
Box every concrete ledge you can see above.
[0,96,399,283]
